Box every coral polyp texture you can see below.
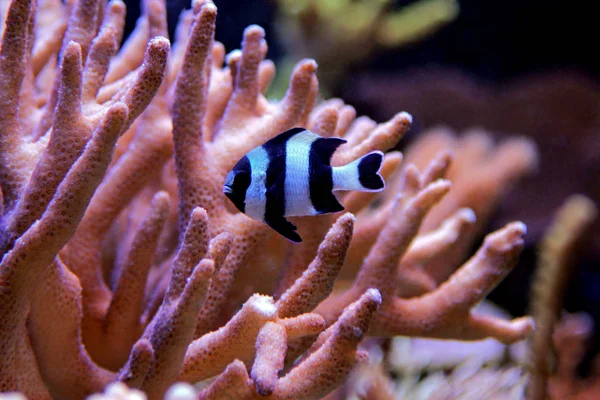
[0,0,538,399]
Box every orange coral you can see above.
[0,0,539,399]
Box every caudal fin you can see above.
[332,151,385,192]
[358,151,385,191]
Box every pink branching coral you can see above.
[0,0,537,399]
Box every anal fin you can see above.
[265,215,302,243]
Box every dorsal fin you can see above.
[311,137,347,164]
[263,127,307,149]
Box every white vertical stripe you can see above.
[244,146,269,220]
[332,160,361,191]
[284,130,318,216]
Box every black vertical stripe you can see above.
[263,129,302,223]
[226,155,251,213]
[309,137,346,214]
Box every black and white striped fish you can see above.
[223,127,385,243]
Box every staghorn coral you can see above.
[0,0,538,399]
[337,195,598,400]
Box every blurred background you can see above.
[124,0,599,372]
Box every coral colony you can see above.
[0,0,593,399]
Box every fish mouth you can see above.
[223,185,233,195]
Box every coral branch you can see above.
[165,208,210,302]
[401,207,476,269]
[104,13,148,84]
[171,2,219,228]
[375,222,534,342]
[198,289,381,400]
[0,41,86,255]
[528,195,597,400]
[28,260,114,400]
[354,179,451,296]
[274,289,381,399]
[140,259,214,398]
[228,25,266,113]
[34,0,102,138]
[0,0,36,206]
[396,207,476,297]
[82,22,119,103]
[118,339,154,388]
[31,0,68,77]
[332,111,412,166]
[181,294,279,382]
[276,213,355,318]
[194,232,235,337]
[197,360,253,399]
[117,37,170,129]
[250,322,287,396]
[0,103,127,394]
[103,191,170,368]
